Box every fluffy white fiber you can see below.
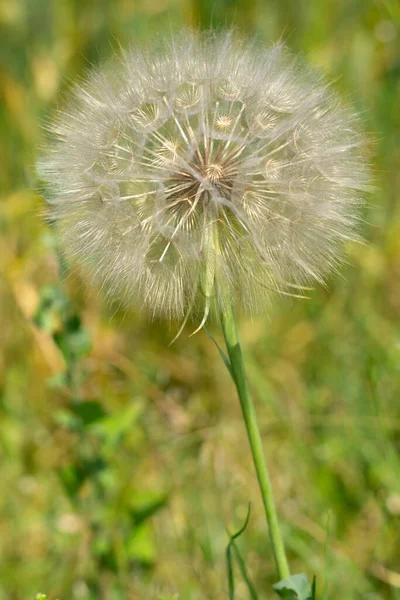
[39,30,369,324]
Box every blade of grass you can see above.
[311,575,316,600]
[232,542,260,600]
[204,323,232,377]
[226,504,252,600]
[322,513,331,600]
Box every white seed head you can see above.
[39,30,369,323]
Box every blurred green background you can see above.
[1,0,400,598]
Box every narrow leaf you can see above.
[227,541,235,600]
[232,542,260,600]
[226,504,252,600]
[311,576,316,600]
[204,324,232,376]
[322,512,332,600]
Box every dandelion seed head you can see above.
[39,30,369,322]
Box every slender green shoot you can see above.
[220,299,290,581]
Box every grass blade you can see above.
[232,542,260,600]
[204,324,233,377]
[322,513,332,600]
[226,504,252,600]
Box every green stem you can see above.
[220,301,290,581]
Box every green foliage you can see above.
[321,514,331,600]
[226,505,259,600]
[30,274,168,594]
[33,283,91,394]
[273,574,312,600]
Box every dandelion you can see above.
[39,30,369,329]
[39,30,369,587]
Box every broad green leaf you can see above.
[71,400,107,426]
[273,573,312,599]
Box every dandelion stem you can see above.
[220,301,290,581]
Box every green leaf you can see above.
[58,463,86,499]
[322,512,332,600]
[311,576,316,600]
[129,490,168,526]
[232,543,259,600]
[91,401,143,445]
[226,504,252,600]
[126,521,156,564]
[71,400,107,427]
[33,285,68,333]
[203,324,232,377]
[92,533,117,572]
[67,325,92,357]
[273,573,312,599]
[55,407,80,430]
[55,323,91,360]
[58,458,106,499]
[47,372,68,390]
